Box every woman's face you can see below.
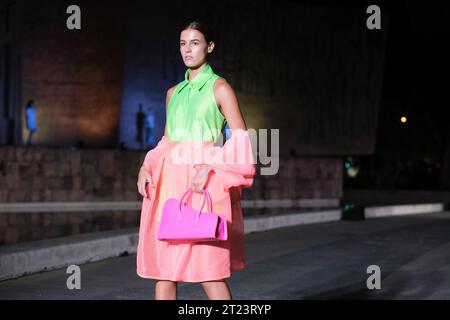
[180,28,213,68]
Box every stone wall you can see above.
[18,0,126,147]
[0,147,138,202]
[0,146,342,244]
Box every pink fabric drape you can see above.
[198,129,256,190]
[136,129,256,282]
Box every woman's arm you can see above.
[214,78,247,131]
[193,78,256,191]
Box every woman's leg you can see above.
[201,279,232,300]
[155,280,178,300]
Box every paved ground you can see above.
[1,211,450,300]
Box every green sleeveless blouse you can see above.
[166,64,226,142]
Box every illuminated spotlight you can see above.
[345,162,351,169]
[400,116,407,123]
[347,166,359,178]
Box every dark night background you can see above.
[341,0,450,190]
[290,0,450,191]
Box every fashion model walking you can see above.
[136,21,256,300]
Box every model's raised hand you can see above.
[192,164,212,192]
[137,165,155,198]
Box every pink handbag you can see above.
[157,187,228,242]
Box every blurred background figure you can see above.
[144,107,155,148]
[135,104,145,150]
[25,100,38,146]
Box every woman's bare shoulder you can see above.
[215,76,228,86]
[167,84,178,95]
[213,77,234,95]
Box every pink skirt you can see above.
[136,142,246,283]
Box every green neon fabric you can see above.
[166,64,226,142]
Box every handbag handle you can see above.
[178,188,213,225]
[179,188,212,212]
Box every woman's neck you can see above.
[188,62,208,81]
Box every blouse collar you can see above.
[176,64,214,93]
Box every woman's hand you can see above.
[192,164,212,192]
[137,165,155,198]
